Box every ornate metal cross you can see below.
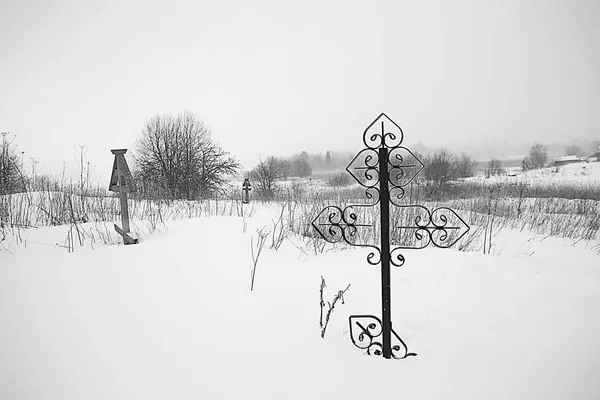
[312,113,470,359]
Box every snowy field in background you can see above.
[1,205,599,399]
[471,161,600,186]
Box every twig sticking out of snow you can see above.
[319,276,326,330]
[320,276,351,338]
[250,228,268,291]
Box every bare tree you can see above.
[290,157,312,177]
[522,157,530,172]
[454,153,477,179]
[486,157,503,177]
[423,149,455,186]
[134,111,240,199]
[564,145,583,157]
[277,158,291,181]
[527,143,548,169]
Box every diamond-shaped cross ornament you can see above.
[312,113,470,359]
[345,113,424,203]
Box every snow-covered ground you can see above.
[472,161,600,186]
[1,207,599,399]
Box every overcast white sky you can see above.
[1,0,598,180]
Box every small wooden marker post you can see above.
[109,149,138,245]
[242,178,252,204]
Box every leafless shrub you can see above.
[454,153,477,179]
[422,149,456,186]
[250,157,286,199]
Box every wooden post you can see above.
[242,178,251,204]
[109,149,138,245]
[119,187,130,233]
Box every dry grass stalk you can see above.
[250,228,268,291]
[320,277,351,338]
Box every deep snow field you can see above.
[1,200,599,400]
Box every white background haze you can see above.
[1,0,598,179]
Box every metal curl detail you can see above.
[431,227,449,245]
[364,187,380,204]
[391,327,417,359]
[390,167,405,183]
[388,147,424,189]
[343,207,358,225]
[432,212,449,228]
[429,207,470,248]
[368,341,384,356]
[349,315,416,359]
[390,248,406,267]
[349,315,383,353]
[312,204,381,264]
[389,186,406,206]
[364,153,379,168]
[393,152,404,165]
[366,249,381,265]
[391,205,470,250]
[315,206,344,243]
[347,149,380,189]
[363,113,404,149]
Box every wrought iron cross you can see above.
[312,113,470,359]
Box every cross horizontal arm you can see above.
[351,163,419,170]
[316,223,374,228]
[394,226,462,230]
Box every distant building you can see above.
[586,146,600,163]
[553,155,580,166]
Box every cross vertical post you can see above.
[379,146,392,359]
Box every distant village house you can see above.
[553,155,580,166]
[586,146,600,163]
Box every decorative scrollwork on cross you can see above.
[346,148,424,199]
[312,205,381,265]
[349,315,417,359]
[391,205,470,250]
[362,113,404,150]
